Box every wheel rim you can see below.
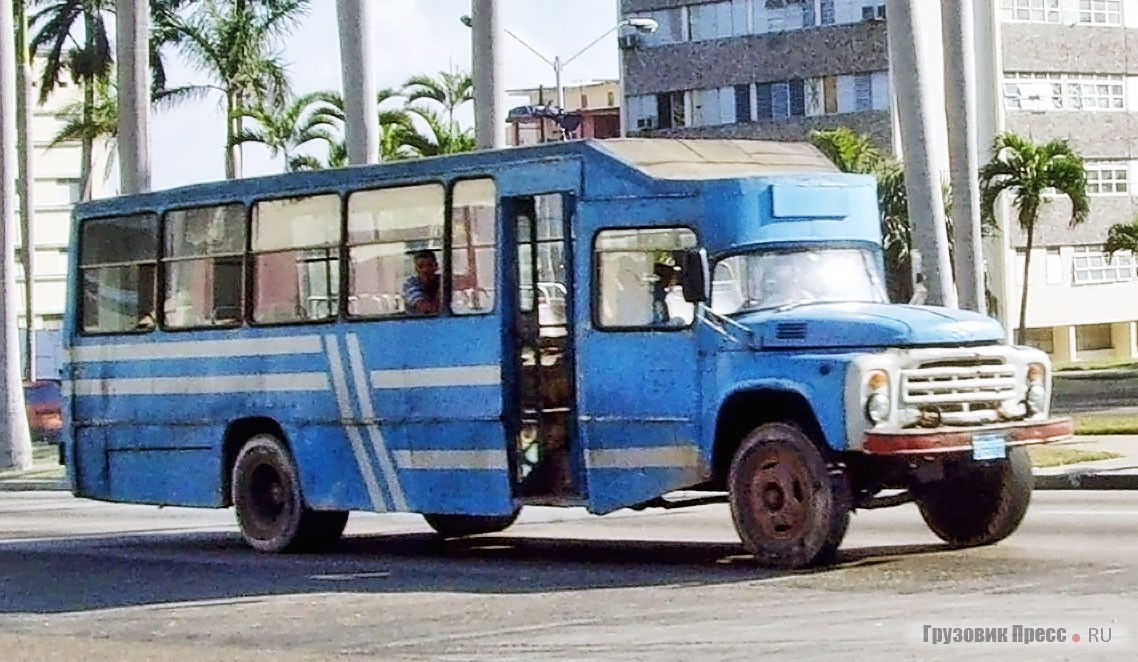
[245,462,292,540]
[747,445,815,542]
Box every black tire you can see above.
[232,434,348,553]
[914,446,1033,547]
[728,422,852,569]
[423,509,521,538]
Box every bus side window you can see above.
[594,227,697,330]
[250,194,340,324]
[347,184,445,318]
[79,213,158,334]
[162,204,245,329]
[450,178,496,315]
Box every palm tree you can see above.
[231,91,342,172]
[313,89,418,167]
[980,132,1089,344]
[403,70,473,135]
[167,0,310,178]
[29,0,113,199]
[403,106,475,157]
[810,127,915,302]
[1104,220,1138,259]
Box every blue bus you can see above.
[62,139,1072,569]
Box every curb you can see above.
[1033,472,1138,490]
[0,479,68,492]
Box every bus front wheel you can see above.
[232,434,348,553]
[913,446,1033,547]
[423,510,521,538]
[728,422,851,569]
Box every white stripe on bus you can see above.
[585,446,701,470]
[69,335,324,363]
[392,449,509,471]
[370,365,500,389]
[70,372,329,396]
[346,334,408,511]
[324,335,387,513]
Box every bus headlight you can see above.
[864,370,892,425]
[1025,362,1048,415]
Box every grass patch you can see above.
[1055,359,1138,373]
[1073,413,1138,435]
[1028,447,1121,468]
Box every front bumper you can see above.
[862,417,1074,456]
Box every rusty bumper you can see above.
[862,418,1074,456]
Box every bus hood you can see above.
[742,302,1007,349]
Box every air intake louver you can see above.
[775,322,808,340]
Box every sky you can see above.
[147,0,622,191]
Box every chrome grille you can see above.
[901,360,1017,425]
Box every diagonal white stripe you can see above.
[346,334,408,511]
[324,335,386,513]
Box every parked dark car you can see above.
[24,379,62,442]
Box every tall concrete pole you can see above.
[15,0,35,380]
[1,0,34,469]
[117,0,151,194]
[471,0,506,149]
[337,0,379,164]
[885,0,957,308]
[942,0,985,313]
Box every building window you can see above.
[1000,0,1063,23]
[1072,246,1137,284]
[734,83,752,123]
[823,75,838,113]
[1023,327,1055,354]
[854,73,873,112]
[689,1,735,41]
[1085,163,1130,194]
[635,8,685,46]
[628,94,659,130]
[580,94,588,109]
[692,87,734,126]
[820,0,836,25]
[606,91,615,106]
[789,79,806,116]
[1078,0,1122,24]
[1004,73,1125,111]
[771,82,790,119]
[656,91,687,129]
[1076,323,1114,351]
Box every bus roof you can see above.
[593,138,840,180]
[75,138,849,218]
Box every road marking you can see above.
[309,571,391,581]
[1033,510,1138,516]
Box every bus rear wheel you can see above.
[232,434,348,553]
[728,422,851,569]
[913,446,1033,547]
[423,509,521,538]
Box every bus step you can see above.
[630,491,728,511]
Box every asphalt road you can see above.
[0,492,1136,661]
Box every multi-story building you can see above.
[619,0,1138,363]
[506,80,622,145]
[17,58,112,378]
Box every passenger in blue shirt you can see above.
[403,249,441,315]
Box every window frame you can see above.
[590,225,700,333]
[158,202,249,332]
[77,212,160,336]
[343,180,447,321]
[247,189,345,328]
[447,176,499,317]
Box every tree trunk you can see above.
[226,94,238,178]
[0,0,34,470]
[80,12,96,200]
[1016,225,1034,346]
[15,0,35,381]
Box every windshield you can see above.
[711,247,888,315]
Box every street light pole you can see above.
[471,0,506,149]
[116,0,151,194]
[15,0,35,381]
[337,0,379,164]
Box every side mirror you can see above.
[678,248,710,303]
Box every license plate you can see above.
[972,433,1008,460]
